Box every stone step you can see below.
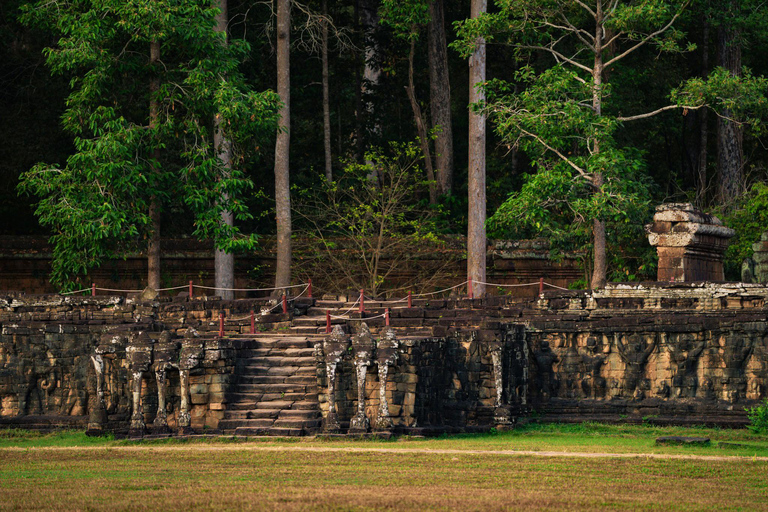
[278,409,321,419]
[273,418,322,429]
[224,409,281,420]
[236,383,317,394]
[226,391,309,403]
[218,418,275,429]
[239,375,316,385]
[243,356,316,367]
[233,426,306,437]
[240,366,315,376]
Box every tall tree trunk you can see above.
[274,0,292,291]
[696,20,710,206]
[148,39,161,291]
[322,0,332,183]
[214,0,234,300]
[360,0,381,181]
[467,0,487,297]
[590,3,607,289]
[428,0,453,196]
[717,1,743,207]
[406,38,438,204]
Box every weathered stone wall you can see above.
[315,326,527,434]
[0,236,581,297]
[525,283,768,426]
[0,294,296,432]
[2,283,768,434]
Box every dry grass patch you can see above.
[1,446,766,511]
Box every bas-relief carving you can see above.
[349,323,374,433]
[579,335,611,400]
[615,332,657,399]
[533,340,559,401]
[666,332,706,399]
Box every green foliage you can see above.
[16,0,281,289]
[746,399,768,434]
[672,66,768,136]
[379,0,430,41]
[294,140,452,296]
[720,182,768,279]
[485,66,654,276]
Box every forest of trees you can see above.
[1,0,768,292]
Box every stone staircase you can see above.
[219,335,323,436]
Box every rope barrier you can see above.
[543,282,571,291]
[59,288,94,296]
[192,283,305,292]
[475,280,539,288]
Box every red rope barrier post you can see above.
[385,308,390,326]
[359,289,364,313]
[539,277,544,295]
[408,291,412,308]
[325,310,331,334]
[308,278,313,299]
[219,311,225,337]
[189,280,193,298]
[282,294,288,315]
[250,310,255,334]
[468,278,474,300]
[92,283,96,296]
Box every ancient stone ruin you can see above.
[646,203,735,282]
[2,280,768,435]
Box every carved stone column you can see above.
[151,331,178,432]
[374,327,399,431]
[86,354,108,435]
[350,323,374,433]
[177,328,203,434]
[126,331,153,436]
[488,340,512,428]
[322,325,349,433]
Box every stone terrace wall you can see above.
[0,294,297,431]
[524,283,768,426]
[2,283,768,434]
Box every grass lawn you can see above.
[1,424,767,510]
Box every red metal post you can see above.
[325,310,331,334]
[250,310,255,334]
[92,283,96,296]
[468,278,474,300]
[385,308,390,326]
[219,311,225,337]
[189,280,193,298]
[308,278,313,299]
[408,291,412,308]
[539,277,544,295]
[359,289,364,313]
[282,294,288,314]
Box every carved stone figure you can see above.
[533,340,559,400]
[559,333,582,399]
[717,331,755,402]
[375,327,399,431]
[152,331,179,431]
[177,327,203,433]
[126,331,153,436]
[349,323,374,433]
[615,332,657,398]
[322,325,348,433]
[667,333,705,398]
[580,335,611,399]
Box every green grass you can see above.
[2,424,768,510]
[0,438,767,510]
[4,422,768,457]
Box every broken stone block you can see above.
[645,203,734,282]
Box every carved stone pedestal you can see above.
[349,323,374,434]
[645,203,734,282]
[374,327,398,432]
[323,326,349,433]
